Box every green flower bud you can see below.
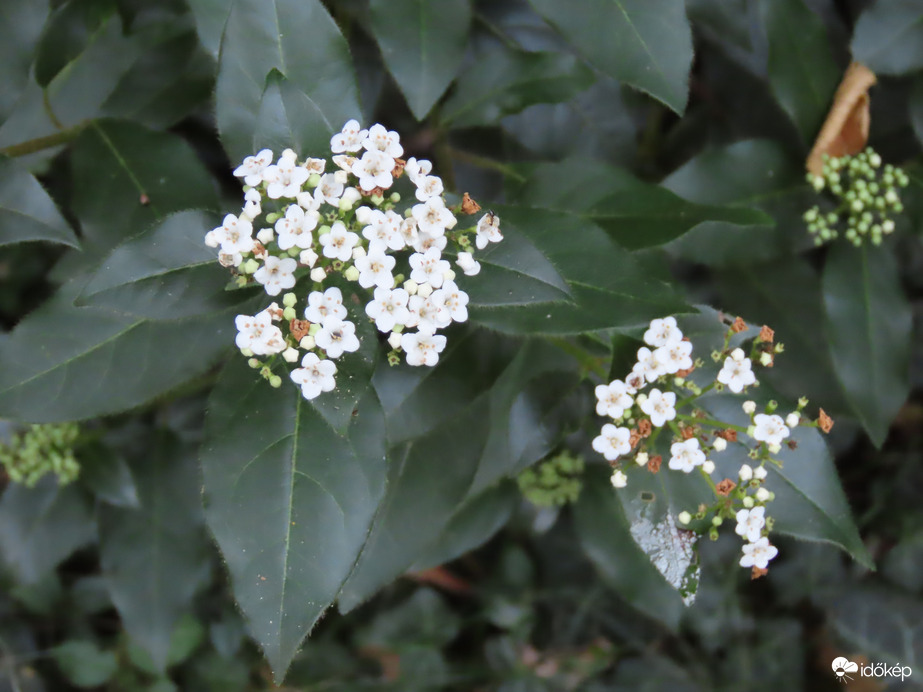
[282,292,297,307]
[283,306,297,321]
[344,266,360,282]
[269,375,282,388]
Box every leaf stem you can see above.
[0,120,91,158]
[675,413,747,433]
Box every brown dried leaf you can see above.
[807,62,877,176]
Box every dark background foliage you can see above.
[0,0,922,690]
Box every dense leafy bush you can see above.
[1,0,921,690]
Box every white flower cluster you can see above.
[207,120,503,400]
[591,314,816,576]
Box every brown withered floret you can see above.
[289,319,310,342]
[392,158,406,178]
[716,429,738,442]
[818,408,834,433]
[759,325,775,343]
[716,479,736,496]
[647,455,662,473]
[461,192,482,214]
[731,316,747,333]
[676,366,696,378]
[361,185,385,198]
[751,566,768,580]
[629,429,642,449]
[638,419,652,438]
[787,440,799,450]
[681,426,695,440]
[253,241,267,259]
[267,304,284,321]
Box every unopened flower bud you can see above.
[242,259,260,274]
[742,400,756,414]
[755,487,771,502]
[786,412,799,428]
[713,438,727,452]
[269,375,282,388]
[768,443,781,455]
[387,332,402,350]
[308,323,321,337]
[338,198,353,212]
[417,283,433,298]
[282,347,299,363]
[743,496,755,508]
[678,511,692,525]
[610,470,627,488]
[317,224,331,236]
[635,452,649,466]
[307,173,321,188]
[299,335,315,350]
[404,279,418,295]
[240,348,253,357]
[390,192,401,203]
[300,249,318,267]
[282,306,297,321]
[256,228,274,244]
[712,516,723,527]
[344,266,360,282]
[731,348,746,361]
[753,465,768,480]
[444,269,456,282]
[310,267,326,283]
[759,352,773,366]
[739,464,753,481]
[282,293,297,308]
[702,460,715,475]
[248,358,261,369]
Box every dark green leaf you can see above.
[77,211,250,320]
[0,478,95,584]
[186,0,232,58]
[686,0,753,50]
[369,0,471,120]
[79,443,140,508]
[411,483,518,572]
[441,48,595,128]
[34,0,116,87]
[852,0,923,76]
[574,468,686,629]
[0,155,79,248]
[0,14,147,165]
[200,359,388,679]
[911,77,923,148]
[52,640,118,688]
[0,2,48,122]
[822,244,911,446]
[98,432,211,672]
[715,258,851,414]
[512,160,773,250]
[527,0,694,114]
[0,284,242,422]
[661,140,816,265]
[760,0,839,142]
[215,0,361,165]
[71,120,218,255]
[467,205,689,334]
[358,588,461,650]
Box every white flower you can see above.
[735,506,766,543]
[412,231,448,254]
[739,464,753,481]
[275,205,318,250]
[314,173,345,206]
[300,249,318,267]
[406,293,450,334]
[625,371,645,393]
[361,209,404,250]
[739,537,778,569]
[713,437,727,452]
[595,380,633,419]
[634,346,666,383]
[314,318,360,359]
[639,388,676,427]
[400,217,419,247]
[592,424,632,461]
[404,157,432,184]
[401,331,447,366]
[253,256,297,296]
[355,244,396,289]
[319,222,360,261]
[414,175,444,201]
[412,197,455,237]
[234,310,285,355]
[717,355,757,393]
[330,119,368,153]
[262,149,309,199]
[475,212,502,249]
[353,149,395,191]
[290,353,337,400]
[304,287,347,324]
[668,438,705,473]
[785,412,800,428]
[242,188,262,219]
[365,287,410,332]
[438,280,469,323]
[752,414,790,446]
[456,251,481,276]
[233,148,273,186]
[409,248,451,288]
[643,317,683,347]
[362,123,403,158]
[211,214,255,255]
[657,340,693,375]
[218,249,242,267]
[610,470,628,488]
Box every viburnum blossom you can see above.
[592,424,632,461]
[717,351,757,392]
[643,316,683,347]
[640,388,676,427]
[669,438,705,473]
[209,120,502,399]
[475,212,502,249]
[739,537,778,569]
[595,380,633,419]
[751,414,790,445]
[735,506,766,543]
